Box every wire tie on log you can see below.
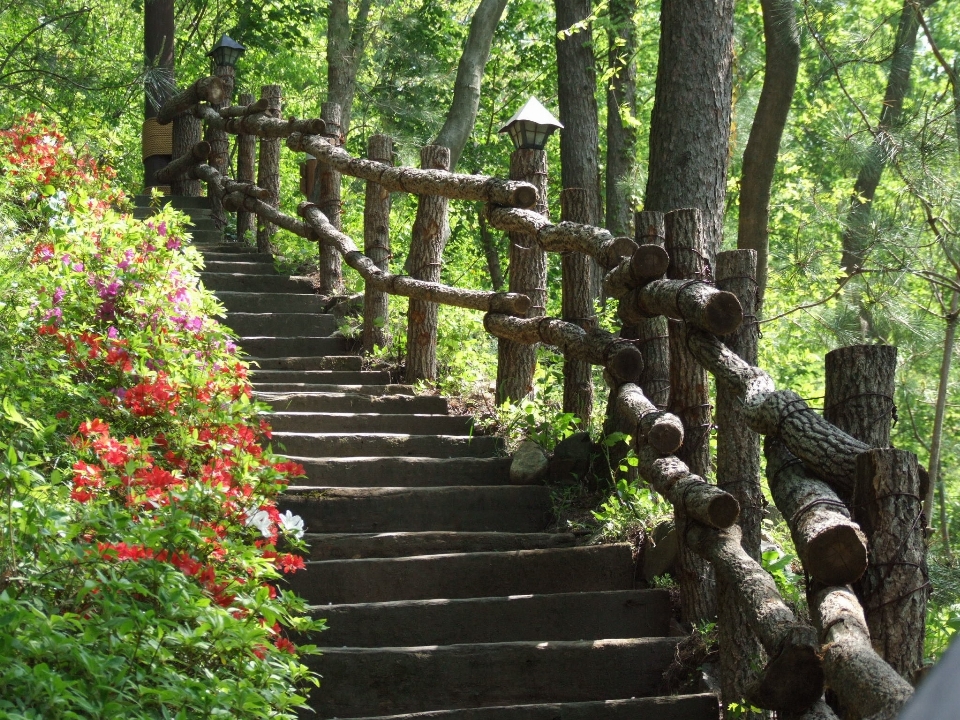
[866,580,932,613]
[633,334,670,347]
[673,279,707,318]
[790,497,850,527]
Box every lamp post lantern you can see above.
[498,97,563,150]
[205,34,245,230]
[207,34,246,68]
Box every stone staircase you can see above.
[134,195,720,720]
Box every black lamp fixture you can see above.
[498,97,563,150]
[208,34,246,68]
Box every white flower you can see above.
[246,509,274,538]
[278,510,305,539]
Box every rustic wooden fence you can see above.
[156,77,931,720]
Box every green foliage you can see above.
[592,474,670,541]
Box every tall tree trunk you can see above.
[478,205,504,291]
[316,102,344,295]
[143,0,175,189]
[433,0,508,170]
[327,0,374,138]
[605,0,639,237]
[256,85,282,254]
[561,188,595,426]
[206,63,235,230]
[235,92,256,243]
[737,0,799,309]
[363,134,394,353]
[644,0,734,255]
[555,0,603,299]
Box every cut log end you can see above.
[304,118,326,135]
[513,185,538,209]
[606,346,644,385]
[805,525,868,587]
[631,244,670,280]
[490,292,532,316]
[605,236,639,268]
[747,625,825,712]
[647,419,684,455]
[707,492,741,529]
[702,290,744,335]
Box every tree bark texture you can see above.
[478,205,504,291]
[363,134,393,353]
[644,0,734,255]
[288,133,537,207]
[560,188,595,426]
[256,85,282,253]
[171,113,202,196]
[605,0,639,237]
[685,329,870,497]
[235,93,257,245]
[629,211,670,409]
[685,522,824,712]
[433,0,508,169]
[484,206,636,269]
[156,76,226,124]
[618,278,743,335]
[155,141,210,185]
[316,103,344,295]
[765,437,868,587]
[715,250,765,718]
[824,344,897,449]
[219,98,269,117]
[204,64,234,230]
[327,0,373,137]
[195,104,325,138]
[665,208,716,624]
[853,449,928,681]
[496,150,548,404]
[812,586,914,719]
[298,203,529,315]
[406,145,452,383]
[737,0,800,308]
[602,244,670,300]
[143,0,174,188]
[611,383,684,455]
[485,314,642,386]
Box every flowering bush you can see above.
[0,116,321,718]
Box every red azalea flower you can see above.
[277,554,306,574]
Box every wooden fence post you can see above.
[715,249,766,716]
[363,134,393,353]
[405,145,451,383]
[235,92,256,244]
[205,62,235,229]
[171,112,202,196]
[256,84,282,253]
[495,149,548,405]
[628,210,669,408]
[825,345,898,452]
[315,102,344,294]
[665,207,716,624]
[560,188,594,426]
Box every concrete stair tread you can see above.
[253,383,414,395]
[250,370,390,384]
[310,589,672,646]
[249,356,362,371]
[279,456,510,487]
[257,392,445,414]
[201,252,274,263]
[239,337,350,358]
[267,412,472,435]
[300,530,575,560]
[271,432,503,458]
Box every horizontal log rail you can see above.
[219,98,270,118]
[155,141,210,185]
[619,278,743,335]
[157,76,227,124]
[288,133,538,208]
[195,105,327,139]
[602,244,670,300]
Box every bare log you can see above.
[363,134,393,353]
[219,98,269,118]
[611,383,684,455]
[825,344,897,449]
[602,243,671,299]
[560,188,595,426]
[157,76,226,124]
[765,437,867,586]
[485,205,637,270]
[299,203,530,316]
[155,141,210,185]
[619,278,743,335]
[812,586,913,719]
[685,329,869,496]
[685,522,824,712]
[484,314,642,385]
[636,448,739,529]
[288,133,537,208]
[235,92,257,243]
[195,103,326,139]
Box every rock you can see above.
[329,293,364,323]
[549,432,594,484]
[510,440,549,485]
[547,457,585,485]
[643,520,678,582]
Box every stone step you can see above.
[272,432,503,459]
[303,638,678,718]
[281,485,551,534]
[288,456,510,487]
[200,273,315,294]
[253,383,414,395]
[326,695,720,720]
[200,251,274,264]
[220,312,337,337]
[238,336,350,358]
[286,544,634,604]
[250,369,390,384]
[251,356,361,371]
[197,244,262,254]
[134,194,212,210]
[257,392,446,415]
[203,260,278,275]
[190,230,223,244]
[302,530,576,561]
[312,589,672,647]
[216,291,329,313]
[267,412,472,435]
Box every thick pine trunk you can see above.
[496,150,548,404]
[327,0,373,137]
[143,0,174,189]
[316,103,344,294]
[256,85,282,253]
[171,113,202,197]
[605,0,639,237]
[560,188,594,426]
[405,145,451,383]
[824,345,897,450]
[235,93,257,244]
[628,211,670,409]
[205,64,235,230]
[478,206,504,291]
[363,134,393,353]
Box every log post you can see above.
[363,134,393,353]
[496,149,549,404]
[235,92,256,244]
[315,102,344,294]
[256,85,282,253]
[628,211,669,407]
[665,208,716,624]
[853,449,929,681]
[405,145,451,382]
[715,249,765,717]
[171,112,203,196]
[560,188,595,426]
[142,0,174,190]
[825,345,898,450]
[205,62,235,231]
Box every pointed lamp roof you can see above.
[498,97,563,135]
[207,34,246,57]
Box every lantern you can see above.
[498,97,563,150]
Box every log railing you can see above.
[157,82,931,720]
